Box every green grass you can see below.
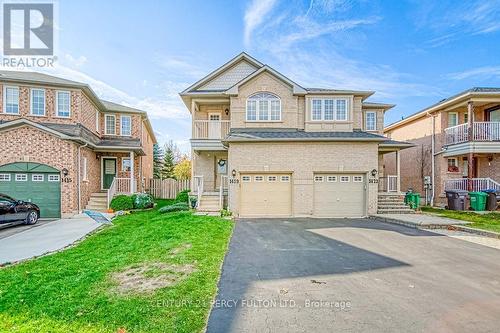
[0,199,233,333]
[421,206,500,233]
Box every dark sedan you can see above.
[0,194,40,228]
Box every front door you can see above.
[208,113,221,139]
[102,158,117,189]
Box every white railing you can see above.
[444,123,469,145]
[444,178,500,192]
[193,120,231,139]
[107,177,138,208]
[193,175,204,208]
[473,122,500,141]
[219,175,229,209]
[445,122,500,145]
[378,176,398,192]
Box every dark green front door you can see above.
[103,158,117,189]
[0,162,61,218]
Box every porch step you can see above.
[377,194,415,214]
[197,194,221,213]
[377,208,415,214]
[85,192,109,212]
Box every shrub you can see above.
[159,202,190,214]
[175,189,190,203]
[133,193,154,209]
[110,195,134,211]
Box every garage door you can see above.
[0,162,61,218]
[240,174,292,217]
[313,174,366,217]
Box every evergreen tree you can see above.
[153,143,163,178]
[161,141,177,179]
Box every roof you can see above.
[362,102,396,110]
[224,128,387,142]
[385,87,500,132]
[0,70,156,143]
[379,138,414,147]
[0,119,144,154]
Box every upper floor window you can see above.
[365,111,377,131]
[105,114,116,135]
[121,115,131,136]
[4,86,19,114]
[31,89,45,116]
[246,92,281,121]
[310,98,348,121]
[448,112,458,127]
[56,91,71,117]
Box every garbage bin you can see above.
[404,190,413,205]
[445,190,468,210]
[469,192,488,211]
[407,193,421,209]
[483,189,500,211]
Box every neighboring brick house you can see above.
[181,53,412,218]
[384,88,500,206]
[0,71,156,218]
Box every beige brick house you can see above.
[384,88,500,206]
[0,71,156,218]
[181,53,412,218]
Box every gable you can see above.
[198,60,259,91]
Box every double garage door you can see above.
[0,163,61,218]
[239,173,366,218]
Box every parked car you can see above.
[0,194,40,227]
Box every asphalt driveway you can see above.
[207,218,500,333]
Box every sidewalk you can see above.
[0,214,102,265]
[373,213,471,229]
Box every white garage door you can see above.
[313,174,366,217]
[240,174,292,217]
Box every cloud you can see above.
[155,54,206,79]
[447,66,500,80]
[244,0,278,47]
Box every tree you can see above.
[161,140,181,179]
[174,157,191,180]
[153,143,163,179]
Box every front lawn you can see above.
[421,207,500,233]
[0,200,233,333]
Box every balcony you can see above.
[443,122,500,156]
[191,120,231,150]
[445,178,500,192]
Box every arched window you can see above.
[246,92,281,121]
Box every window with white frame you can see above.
[448,112,458,127]
[32,174,44,182]
[340,176,350,182]
[448,158,459,172]
[310,98,348,121]
[0,174,11,181]
[353,176,363,182]
[365,111,377,131]
[56,91,71,117]
[121,115,132,136]
[15,174,27,181]
[314,175,324,182]
[31,89,45,116]
[242,176,251,182]
[105,115,116,135]
[327,175,337,182]
[48,174,60,182]
[82,157,88,181]
[254,175,264,182]
[122,158,131,172]
[268,175,277,182]
[4,86,19,114]
[246,93,281,121]
[280,175,290,182]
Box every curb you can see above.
[448,225,500,239]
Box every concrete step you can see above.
[85,206,108,211]
[88,198,107,204]
[91,192,107,197]
[377,208,415,214]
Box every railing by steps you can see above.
[445,122,500,145]
[193,175,204,208]
[378,175,398,192]
[444,178,500,192]
[219,175,228,209]
[106,177,137,208]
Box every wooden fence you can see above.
[148,178,190,199]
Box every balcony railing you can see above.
[193,120,230,140]
[445,122,500,145]
[444,178,500,192]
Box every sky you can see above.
[2,0,500,153]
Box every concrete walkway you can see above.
[375,213,471,229]
[0,214,102,265]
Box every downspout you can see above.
[427,111,436,206]
[77,143,88,213]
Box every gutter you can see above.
[426,111,437,206]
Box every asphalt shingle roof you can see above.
[226,128,387,141]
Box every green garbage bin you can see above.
[407,193,421,209]
[469,192,488,211]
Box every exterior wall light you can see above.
[371,169,378,177]
[62,168,69,176]
[231,169,236,177]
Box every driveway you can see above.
[207,218,500,333]
[0,214,102,265]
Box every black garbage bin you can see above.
[445,190,468,210]
[483,189,500,211]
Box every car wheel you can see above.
[25,210,38,225]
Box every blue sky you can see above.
[9,0,500,152]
